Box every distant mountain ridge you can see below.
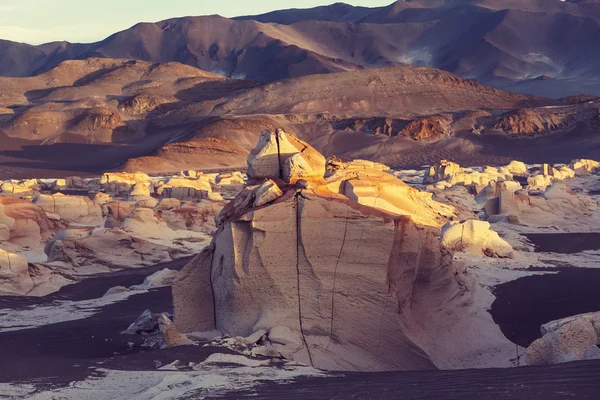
[2,1,600,97]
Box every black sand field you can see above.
[1,234,600,398]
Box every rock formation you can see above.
[33,194,102,222]
[484,183,599,230]
[0,196,63,246]
[100,172,151,194]
[173,129,516,372]
[247,128,326,184]
[525,312,600,365]
[570,159,600,175]
[0,249,32,295]
[159,314,194,347]
[216,171,245,185]
[441,220,514,258]
[424,160,461,184]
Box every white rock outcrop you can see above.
[173,130,517,372]
[33,194,102,222]
[441,220,514,258]
[569,159,600,175]
[0,250,32,295]
[525,312,600,365]
[247,128,326,184]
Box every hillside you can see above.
[1,1,600,97]
[2,57,600,178]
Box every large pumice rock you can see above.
[33,194,102,222]
[525,313,600,365]
[173,130,514,372]
[569,159,600,176]
[0,249,32,295]
[247,129,326,184]
[0,196,63,246]
[424,160,461,184]
[100,172,151,194]
[441,220,514,258]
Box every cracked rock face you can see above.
[247,129,326,184]
[173,129,511,371]
[441,220,514,258]
[0,249,32,295]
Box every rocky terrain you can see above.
[1,56,600,182]
[2,1,600,398]
[0,129,599,397]
[0,169,243,296]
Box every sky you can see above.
[0,0,392,45]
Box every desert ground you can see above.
[1,1,600,399]
[0,130,599,398]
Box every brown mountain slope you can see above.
[1,59,599,179]
[1,1,600,97]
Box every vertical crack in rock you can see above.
[275,129,283,180]
[295,191,314,367]
[211,254,222,328]
[326,203,350,352]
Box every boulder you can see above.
[247,129,326,183]
[525,317,600,365]
[103,201,135,228]
[121,208,174,238]
[173,130,516,372]
[441,220,514,258]
[130,268,178,290]
[475,180,521,204]
[505,160,528,176]
[159,314,193,347]
[0,182,38,197]
[253,180,283,207]
[0,249,32,295]
[527,174,554,191]
[128,183,151,201]
[93,192,112,205]
[552,165,575,180]
[155,198,182,210]
[45,227,175,270]
[100,172,150,194]
[484,184,598,230]
[33,194,102,222]
[424,160,461,183]
[157,176,218,201]
[569,159,600,175]
[122,309,164,334]
[158,200,225,234]
[541,312,600,337]
[136,198,159,209]
[0,196,63,246]
[216,171,245,185]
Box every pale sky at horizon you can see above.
[0,0,392,45]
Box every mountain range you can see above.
[1,0,600,179]
[2,1,600,97]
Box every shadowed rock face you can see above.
[173,130,516,372]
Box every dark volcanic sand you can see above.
[0,257,200,387]
[216,361,600,400]
[524,233,600,254]
[1,250,600,397]
[491,267,600,347]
